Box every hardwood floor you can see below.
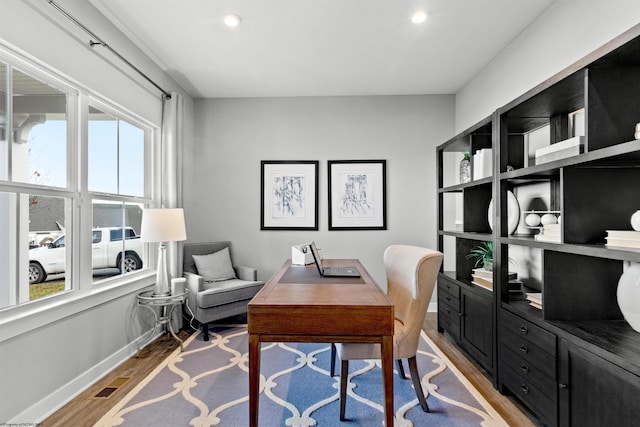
[43,313,540,426]
[423,313,541,427]
[43,329,193,427]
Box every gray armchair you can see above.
[182,241,264,340]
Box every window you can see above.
[0,50,156,311]
[0,61,73,308]
[89,104,149,283]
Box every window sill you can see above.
[0,270,156,343]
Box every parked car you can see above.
[28,227,143,284]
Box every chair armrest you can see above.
[183,271,204,292]
[234,265,257,281]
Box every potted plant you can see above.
[467,241,493,270]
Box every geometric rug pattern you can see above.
[95,325,507,426]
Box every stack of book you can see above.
[534,136,584,165]
[605,230,640,249]
[508,279,525,299]
[526,292,543,310]
[534,223,561,243]
[471,268,519,292]
[472,148,492,180]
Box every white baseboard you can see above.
[428,302,437,313]
[9,331,161,424]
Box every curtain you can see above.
[161,92,184,278]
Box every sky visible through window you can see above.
[29,119,144,196]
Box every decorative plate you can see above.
[488,191,520,235]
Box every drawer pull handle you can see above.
[446,296,451,302]
[446,284,451,289]
[520,384,530,394]
[519,325,528,334]
[520,364,529,374]
[519,345,529,354]
[446,308,451,314]
[559,383,568,390]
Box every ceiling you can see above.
[89,0,555,99]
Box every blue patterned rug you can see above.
[95,325,506,426]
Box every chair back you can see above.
[182,241,233,274]
[384,245,443,359]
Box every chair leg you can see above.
[330,343,337,377]
[408,356,429,412]
[397,358,408,379]
[202,322,209,341]
[340,359,349,421]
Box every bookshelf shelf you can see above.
[437,23,640,427]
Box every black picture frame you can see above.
[261,160,319,230]
[328,160,387,230]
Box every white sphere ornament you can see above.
[525,213,541,227]
[541,213,557,225]
[617,263,640,332]
[631,210,640,231]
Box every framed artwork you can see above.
[261,161,319,230]
[328,160,387,230]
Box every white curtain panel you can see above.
[161,92,184,278]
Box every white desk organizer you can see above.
[291,243,317,265]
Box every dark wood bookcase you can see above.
[437,23,640,427]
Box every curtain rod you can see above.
[47,0,172,99]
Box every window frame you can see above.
[0,43,160,343]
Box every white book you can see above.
[535,136,584,158]
[535,233,561,243]
[606,230,640,239]
[473,148,492,180]
[535,145,583,164]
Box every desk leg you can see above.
[249,334,260,427]
[381,335,394,426]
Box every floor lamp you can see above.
[140,208,187,296]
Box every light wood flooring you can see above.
[43,313,541,426]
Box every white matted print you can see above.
[328,160,386,230]
[261,161,318,230]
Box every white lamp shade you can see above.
[140,208,187,242]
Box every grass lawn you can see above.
[30,281,66,300]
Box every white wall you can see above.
[185,95,454,288]
[456,0,640,132]
[0,0,193,423]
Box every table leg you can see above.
[249,334,260,427]
[381,335,394,426]
[167,305,184,351]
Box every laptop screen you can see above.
[309,241,324,275]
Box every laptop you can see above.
[308,241,361,277]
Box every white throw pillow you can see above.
[192,247,236,282]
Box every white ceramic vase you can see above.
[631,210,640,231]
[617,263,640,332]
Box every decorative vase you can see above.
[631,210,640,231]
[459,152,471,184]
[617,263,640,332]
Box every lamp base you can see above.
[153,243,170,296]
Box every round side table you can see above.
[136,289,188,353]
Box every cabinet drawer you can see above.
[438,277,460,299]
[502,309,556,354]
[501,328,556,379]
[438,307,460,339]
[501,344,556,397]
[438,284,460,310]
[502,363,557,426]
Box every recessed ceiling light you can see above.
[224,14,242,28]
[411,11,428,24]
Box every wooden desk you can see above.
[248,259,394,426]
